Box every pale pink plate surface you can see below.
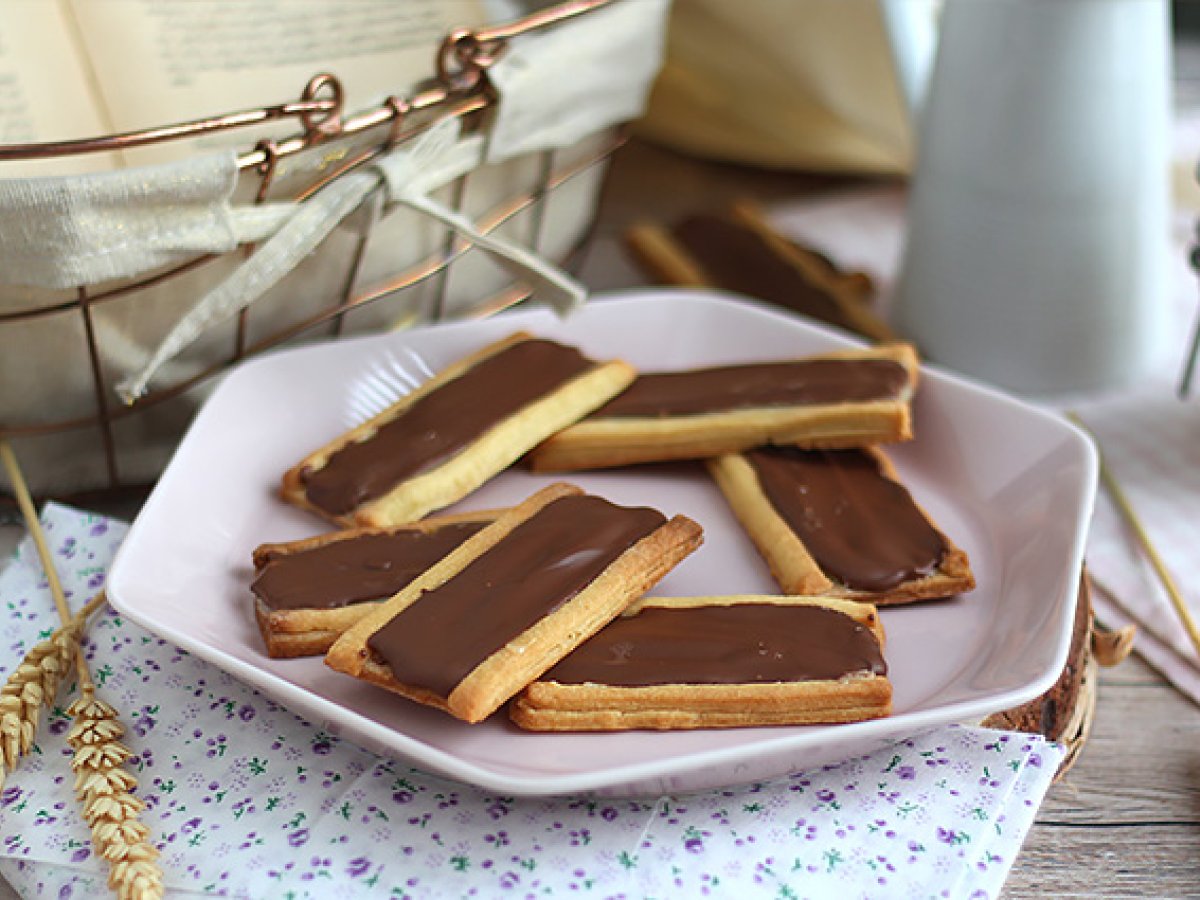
[107,290,1097,796]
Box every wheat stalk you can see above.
[0,592,106,788]
[1,439,165,898]
[68,690,164,899]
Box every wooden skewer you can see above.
[0,440,101,684]
[1,441,71,621]
[1068,413,1200,661]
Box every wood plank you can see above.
[1003,824,1200,898]
[590,139,882,235]
[1001,652,1200,897]
[1037,657,1200,825]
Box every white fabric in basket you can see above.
[0,1,669,299]
[485,0,670,161]
[0,151,292,290]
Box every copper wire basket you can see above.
[0,0,629,505]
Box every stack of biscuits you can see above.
[249,305,977,731]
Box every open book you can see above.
[0,0,489,175]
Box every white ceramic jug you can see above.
[884,0,1172,395]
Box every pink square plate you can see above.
[106,290,1097,796]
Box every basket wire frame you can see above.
[0,0,625,503]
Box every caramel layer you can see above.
[367,495,666,697]
[301,338,595,515]
[541,603,886,686]
[251,522,486,611]
[591,358,907,419]
[746,447,946,592]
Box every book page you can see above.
[67,0,489,165]
[0,0,114,175]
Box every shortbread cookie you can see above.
[708,446,974,604]
[250,509,499,658]
[625,200,897,342]
[510,595,891,731]
[324,483,704,724]
[529,343,919,472]
[282,332,636,526]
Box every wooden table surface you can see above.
[579,138,1200,899]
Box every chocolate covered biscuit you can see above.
[625,200,897,343]
[510,595,891,731]
[324,483,704,724]
[529,343,919,472]
[282,332,636,526]
[708,446,974,604]
[250,510,499,658]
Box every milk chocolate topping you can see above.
[674,214,851,328]
[746,447,946,592]
[592,358,906,419]
[541,603,886,686]
[251,523,486,611]
[367,495,666,698]
[302,338,595,515]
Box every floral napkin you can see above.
[0,504,1063,899]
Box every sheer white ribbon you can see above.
[114,117,587,402]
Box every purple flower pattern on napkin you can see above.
[0,504,1064,899]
